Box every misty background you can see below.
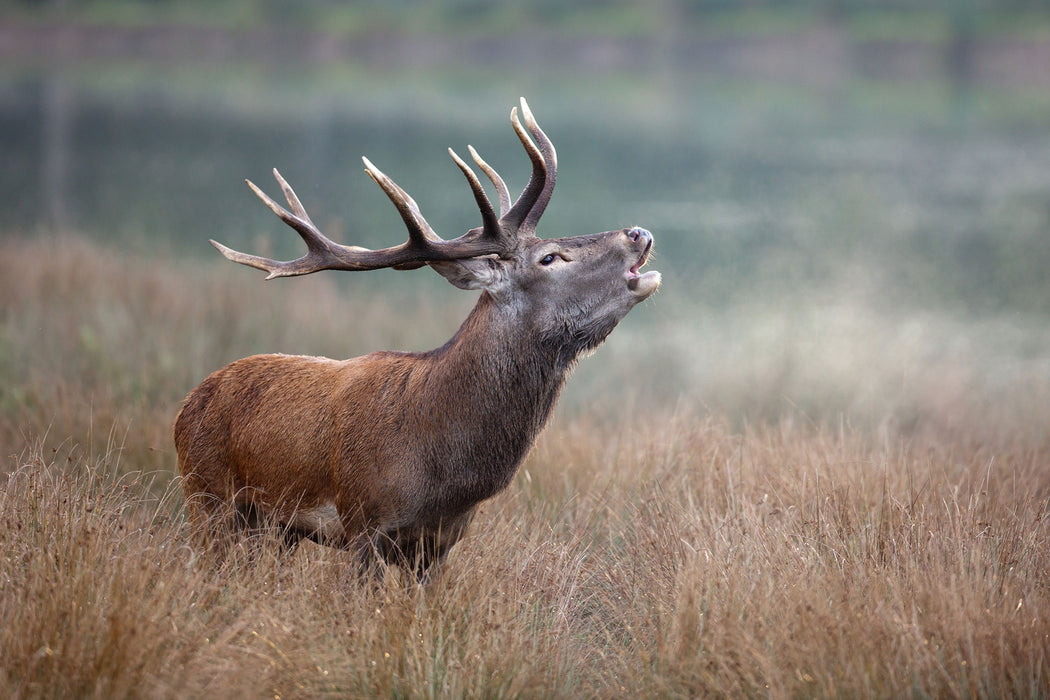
[2,0,1049,437]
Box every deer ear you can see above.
[429,258,506,292]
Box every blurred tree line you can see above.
[8,0,1048,37]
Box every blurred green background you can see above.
[2,0,1049,431]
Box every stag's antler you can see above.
[211,97,557,279]
[505,98,558,233]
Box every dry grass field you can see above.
[1,235,1048,698]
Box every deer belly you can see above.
[287,502,343,540]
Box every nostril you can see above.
[626,226,650,243]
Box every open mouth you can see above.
[626,236,660,295]
[628,236,653,278]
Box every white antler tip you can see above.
[210,237,239,260]
[519,98,537,127]
[448,147,469,168]
[361,157,378,178]
[245,179,264,196]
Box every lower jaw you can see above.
[627,270,661,295]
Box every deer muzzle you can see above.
[625,227,661,297]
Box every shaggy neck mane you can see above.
[409,292,574,510]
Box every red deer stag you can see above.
[174,98,661,578]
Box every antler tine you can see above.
[448,147,502,243]
[518,98,557,232]
[218,174,357,279]
[502,99,549,233]
[468,145,511,217]
[245,175,313,241]
[361,157,441,247]
[209,238,287,280]
[272,168,315,225]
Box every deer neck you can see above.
[433,291,570,426]
[414,292,571,502]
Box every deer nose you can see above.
[626,227,651,243]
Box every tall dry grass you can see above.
[2,235,1048,697]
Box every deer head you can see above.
[175,98,660,579]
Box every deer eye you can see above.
[539,253,561,266]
